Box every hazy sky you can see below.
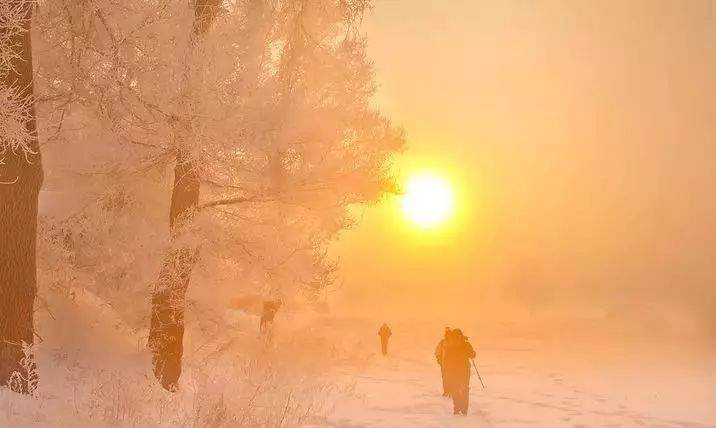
[334,0,716,322]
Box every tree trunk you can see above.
[0,1,43,394]
[148,0,218,391]
[148,155,199,390]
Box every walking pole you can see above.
[471,359,485,389]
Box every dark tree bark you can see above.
[148,154,199,391]
[148,0,219,391]
[0,1,43,394]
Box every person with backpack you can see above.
[442,328,476,415]
[378,323,392,356]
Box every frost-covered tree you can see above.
[0,0,43,394]
[33,0,403,390]
[148,0,221,392]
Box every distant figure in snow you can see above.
[259,300,281,341]
[443,328,476,415]
[435,327,452,396]
[378,323,392,356]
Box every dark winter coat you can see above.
[378,324,392,339]
[443,333,476,392]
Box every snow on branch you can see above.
[0,83,36,155]
[0,0,36,156]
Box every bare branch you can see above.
[198,194,272,210]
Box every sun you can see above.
[401,173,456,229]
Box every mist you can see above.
[334,0,716,340]
[1,0,714,426]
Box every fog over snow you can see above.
[1,0,714,427]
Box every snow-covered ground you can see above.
[321,319,716,428]
[1,299,714,427]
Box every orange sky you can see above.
[333,0,716,323]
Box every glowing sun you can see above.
[401,173,456,229]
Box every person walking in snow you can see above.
[443,328,476,415]
[435,327,452,396]
[378,323,392,356]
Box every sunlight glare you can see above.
[401,173,456,229]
